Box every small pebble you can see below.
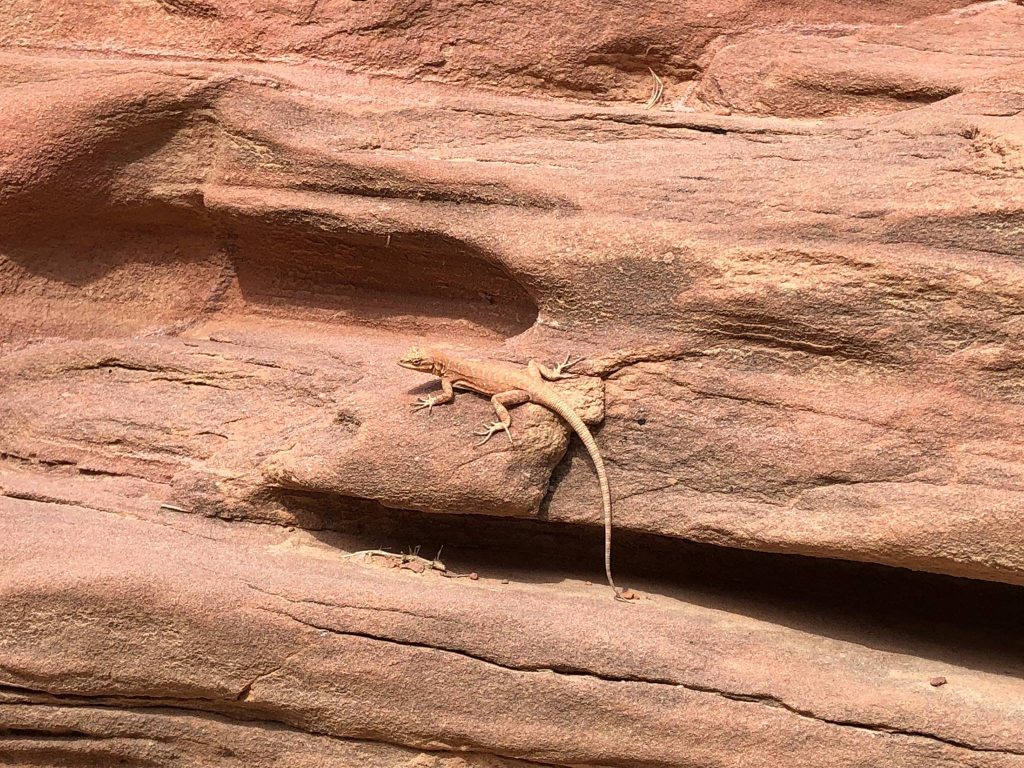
[585,580,593,586]
[469,572,479,580]
[930,676,947,687]
[500,579,509,585]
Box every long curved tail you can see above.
[541,394,617,594]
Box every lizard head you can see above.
[397,346,437,374]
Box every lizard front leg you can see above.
[475,389,530,446]
[412,377,455,415]
[529,353,583,381]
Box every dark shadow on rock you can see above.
[273,492,1024,679]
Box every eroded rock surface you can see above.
[2,0,1024,764]
[3,499,1023,767]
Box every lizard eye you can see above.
[399,346,433,370]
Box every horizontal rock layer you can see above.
[2,1,1024,764]
[2,30,1024,582]
[2,498,1023,766]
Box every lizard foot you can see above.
[475,421,514,446]
[412,396,436,414]
[551,353,584,379]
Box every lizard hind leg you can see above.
[475,421,514,446]
[474,389,530,446]
[529,354,583,381]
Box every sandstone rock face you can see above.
[2,1,1024,765]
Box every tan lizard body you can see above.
[398,346,626,599]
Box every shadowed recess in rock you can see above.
[225,214,539,338]
[268,491,1024,678]
[1,203,539,341]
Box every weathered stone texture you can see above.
[2,0,1023,764]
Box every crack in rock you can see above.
[250,602,1023,757]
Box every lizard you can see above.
[398,345,630,601]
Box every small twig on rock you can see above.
[345,549,447,574]
[644,68,664,109]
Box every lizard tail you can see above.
[543,398,618,594]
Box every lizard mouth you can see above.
[397,358,432,372]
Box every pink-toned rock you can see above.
[694,2,1024,117]
[2,48,1023,582]
[0,0,980,104]
[2,498,1023,766]
[3,0,1024,764]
